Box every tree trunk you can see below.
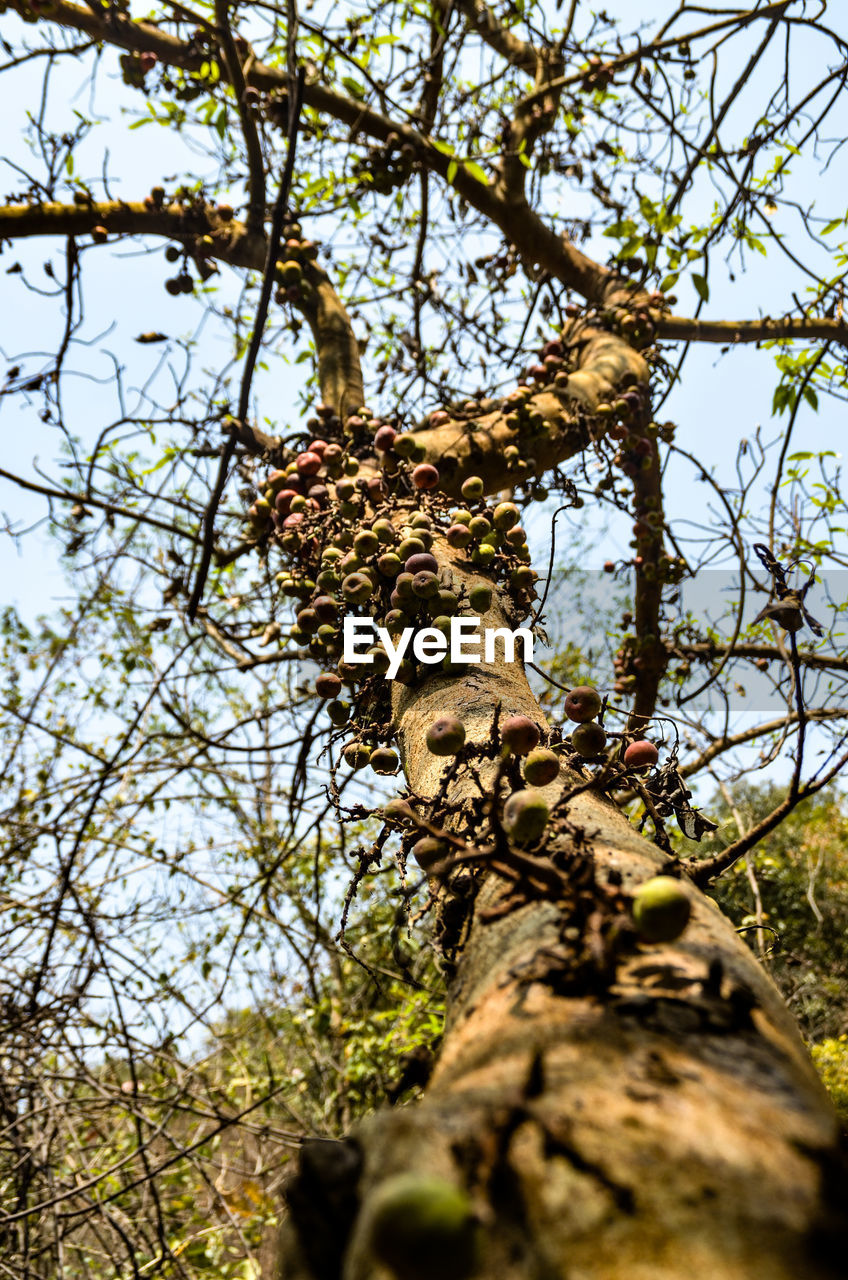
[275,550,848,1280]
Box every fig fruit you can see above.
[523,748,560,786]
[411,837,449,871]
[564,686,602,723]
[425,716,466,756]
[374,424,397,451]
[412,463,440,489]
[368,1174,478,1280]
[468,584,492,613]
[342,742,370,770]
[492,501,520,530]
[571,722,607,756]
[405,552,438,575]
[624,739,659,770]
[502,789,549,845]
[315,671,342,699]
[370,745,400,775]
[411,570,440,599]
[341,572,373,605]
[501,715,541,756]
[632,876,691,942]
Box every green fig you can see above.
[523,747,560,786]
[367,1174,478,1280]
[502,789,549,845]
[632,876,691,943]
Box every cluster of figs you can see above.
[245,406,539,777]
[392,697,689,945]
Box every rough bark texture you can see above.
[275,541,848,1280]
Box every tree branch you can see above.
[214,0,266,236]
[657,312,848,348]
[0,197,362,432]
[453,0,539,74]
[402,323,649,496]
[672,640,848,673]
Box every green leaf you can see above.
[446,159,458,185]
[464,161,488,186]
[692,273,709,302]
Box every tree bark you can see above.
[276,539,848,1280]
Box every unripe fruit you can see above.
[367,1174,478,1280]
[523,748,560,786]
[315,672,342,699]
[342,742,370,770]
[492,501,520,530]
[501,715,540,756]
[394,573,415,600]
[426,716,466,756]
[564,686,602,723]
[450,509,473,526]
[571,722,607,756]
[393,432,418,457]
[405,552,438,576]
[279,259,302,284]
[472,544,496,567]
[370,745,400,775]
[411,570,440,599]
[397,536,426,560]
[384,608,410,633]
[624,739,659,770]
[468,515,491,540]
[342,572,373,604]
[632,876,691,942]
[367,645,391,674]
[503,789,550,846]
[377,552,402,577]
[411,837,449,871]
[383,797,414,822]
[372,518,395,543]
[434,589,459,614]
[327,699,350,726]
[412,462,440,489]
[461,476,484,501]
[354,529,379,557]
[468,584,492,613]
[409,512,431,529]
